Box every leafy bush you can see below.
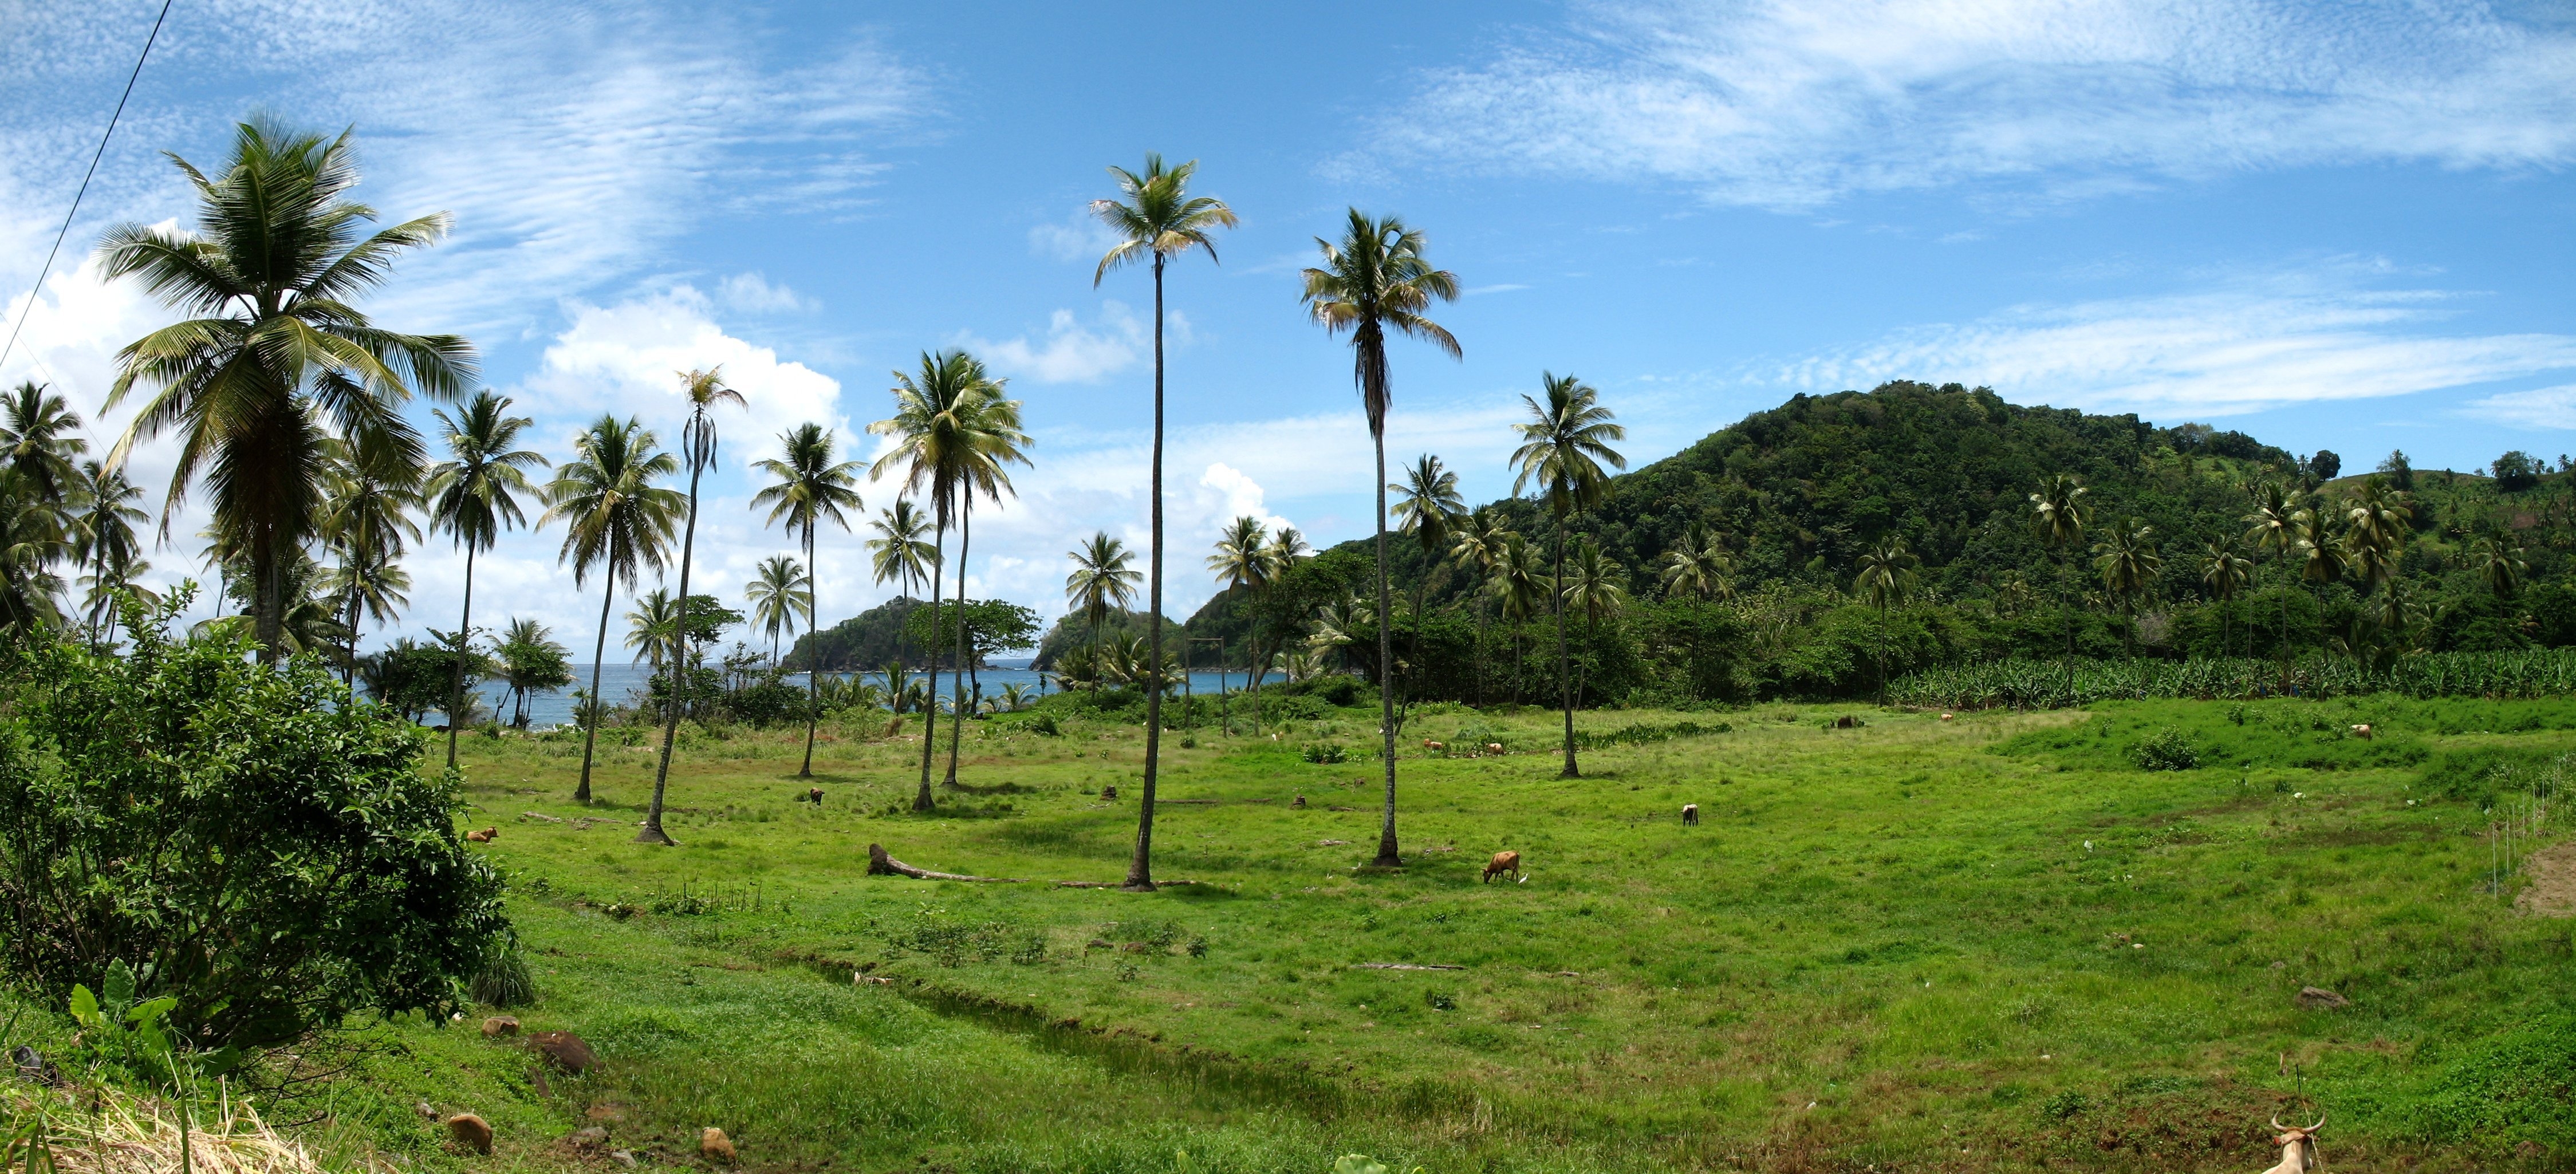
[2128,728,2201,771]
[0,599,509,1049]
[1302,742,1349,764]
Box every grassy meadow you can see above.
[290,696,2574,1173]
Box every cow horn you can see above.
[2270,1116,2287,1131]
[2304,1112,2325,1133]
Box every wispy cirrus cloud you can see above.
[1744,266,2576,416]
[1369,0,2576,208]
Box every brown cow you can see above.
[1482,850,1521,884]
[806,787,825,803]
[466,828,497,843]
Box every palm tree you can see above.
[1447,508,1511,704]
[871,350,1028,810]
[2243,481,2298,662]
[2091,518,2162,678]
[1659,526,1732,601]
[866,498,938,690]
[495,617,573,730]
[1094,153,1237,892]
[752,422,864,777]
[1,381,87,513]
[1508,373,1625,781]
[745,555,813,664]
[426,390,545,767]
[1204,516,1268,706]
[1852,535,1919,704]
[2198,539,2254,657]
[68,459,147,647]
[1488,532,1547,705]
[321,443,422,688]
[637,368,747,845]
[541,415,683,804]
[2291,501,2345,652]
[1302,209,1462,869]
[1560,536,1629,708]
[1257,526,1311,702]
[1072,530,1143,687]
[97,118,475,659]
[320,538,409,675]
[1391,454,1466,719]
[2470,536,2527,600]
[2029,473,2091,686]
[0,472,68,633]
[627,588,682,669]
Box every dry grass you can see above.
[6,1084,325,1174]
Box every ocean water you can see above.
[438,661,1283,729]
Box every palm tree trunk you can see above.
[800,521,820,778]
[575,566,616,804]
[1126,254,1168,891]
[447,543,478,768]
[914,521,946,812]
[1555,527,1577,779]
[945,503,971,787]
[342,554,360,691]
[1370,427,1401,868]
[639,455,705,846]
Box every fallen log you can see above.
[1354,962,1466,971]
[866,843,1027,883]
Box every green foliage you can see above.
[904,597,1043,664]
[2401,1013,2576,1151]
[789,596,926,671]
[0,597,509,1049]
[1895,649,2576,710]
[2126,727,2200,771]
[1302,742,1349,764]
[61,959,237,1086]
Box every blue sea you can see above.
[436,659,1282,728]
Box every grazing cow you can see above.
[1682,803,1699,825]
[2260,1114,2325,1174]
[2350,724,2372,739]
[466,828,496,843]
[1424,740,1445,754]
[1486,742,1503,754]
[1482,850,1521,884]
[806,787,825,803]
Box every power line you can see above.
[0,0,177,376]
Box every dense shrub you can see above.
[0,600,509,1049]
[2127,728,2200,771]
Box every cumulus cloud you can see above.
[2460,384,2576,430]
[718,273,806,314]
[521,286,845,465]
[963,304,1153,384]
[1746,269,2576,415]
[1373,0,2576,207]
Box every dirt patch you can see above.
[2515,841,2576,917]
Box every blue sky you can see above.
[2,0,2571,649]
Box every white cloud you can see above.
[2461,384,2576,430]
[1196,463,1294,538]
[962,304,1150,384]
[717,273,806,314]
[1466,283,1531,296]
[1747,270,2576,415]
[521,286,845,464]
[1375,0,2576,207]
[1029,208,1120,265]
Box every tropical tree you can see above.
[636,368,746,845]
[745,555,813,664]
[426,390,543,766]
[97,118,475,659]
[0,472,68,632]
[1659,526,1731,601]
[2243,481,2299,660]
[495,617,573,729]
[1508,373,1625,779]
[1,381,86,514]
[625,588,682,669]
[2197,539,2254,657]
[871,350,1028,810]
[1071,530,1143,687]
[2029,473,2091,684]
[1391,453,1466,716]
[540,415,682,803]
[2470,536,2527,600]
[1204,515,1269,707]
[2291,500,2345,651]
[1447,507,1511,703]
[1487,532,1547,705]
[1256,526,1310,702]
[1302,209,1461,868]
[1093,153,1236,891]
[68,459,148,646]
[865,497,938,682]
[752,421,864,776]
[320,443,421,687]
[1852,535,1919,703]
[2091,517,2162,672]
[1561,536,1629,706]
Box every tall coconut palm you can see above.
[2291,502,2345,652]
[541,415,682,804]
[2029,473,2091,686]
[1448,508,1512,704]
[320,539,409,676]
[871,350,1027,810]
[1,381,87,515]
[1852,535,1919,704]
[1659,526,1732,601]
[1093,153,1236,892]
[745,555,813,664]
[495,617,572,730]
[867,498,938,694]
[626,588,683,669]
[1391,454,1466,716]
[1508,373,1625,780]
[638,368,747,845]
[1258,526,1311,699]
[2470,536,2527,601]
[935,384,1029,787]
[2198,539,2254,657]
[1205,516,1269,706]
[2091,518,2162,677]
[1302,210,1461,869]
[2243,481,2298,661]
[752,422,864,777]
[69,459,148,646]
[1071,530,1143,687]
[96,119,474,659]
[426,390,544,766]
[0,471,68,633]
[1561,536,1629,707]
[321,443,422,687]
[1488,531,1547,705]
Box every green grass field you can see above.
[292,696,2574,1173]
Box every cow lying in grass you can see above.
[2262,1114,2324,1174]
